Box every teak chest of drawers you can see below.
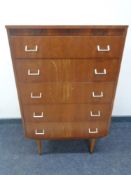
[6,25,128,154]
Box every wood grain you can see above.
[25,122,109,139]
[18,82,115,104]
[11,36,124,59]
[23,104,111,122]
[15,59,120,82]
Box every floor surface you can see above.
[0,121,131,175]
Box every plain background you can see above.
[0,0,131,118]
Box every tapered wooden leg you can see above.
[88,139,96,153]
[36,140,42,155]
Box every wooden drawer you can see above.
[15,59,120,82]
[19,82,115,104]
[11,36,124,59]
[23,104,111,122]
[25,122,109,139]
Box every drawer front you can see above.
[11,36,124,59]
[23,104,111,122]
[19,82,115,104]
[15,59,120,82]
[25,122,109,139]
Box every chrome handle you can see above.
[25,45,38,52]
[92,91,103,98]
[89,128,98,134]
[28,69,40,76]
[90,110,101,117]
[94,69,107,75]
[35,129,45,135]
[33,112,44,118]
[97,45,110,52]
[31,92,42,99]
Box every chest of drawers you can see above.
[6,25,128,155]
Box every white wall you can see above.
[0,0,131,118]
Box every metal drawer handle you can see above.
[25,45,38,52]
[97,45,110,52]
[89,128,98,134]
[90,110,101,117]
[31,92,42,99]
[92,91,103,98]
[94,69,107,75]
[92,91,104,98]
[28,69,40,76]
[35,129,45,135]
[33,112,44,118]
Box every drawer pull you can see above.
[31,92,42,99]
[97,45,110,52]
[25,45,38,52]
[92,91,103,98]
[94,69,107,75]
[35,129,45,135]
[28,69,40,76]
[33,112,44,118]
[89,128,98,134]
[90,110,101,117]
